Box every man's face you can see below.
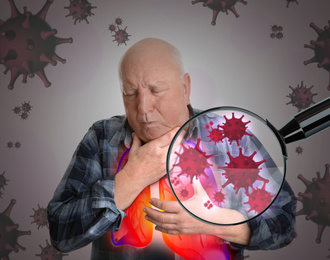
[121,51,191,143]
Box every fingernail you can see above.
[143,207,147,212]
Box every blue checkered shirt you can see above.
[48,107,296,259]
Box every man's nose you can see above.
[137,91,153,114]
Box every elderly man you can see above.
[48,38,296,260]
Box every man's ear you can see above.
[182,73,191,106]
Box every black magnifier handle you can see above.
[278,96,330,144]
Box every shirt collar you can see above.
[110,104,200,148]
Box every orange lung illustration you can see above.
[159,177,229,260]
[110,149,230,259]
[111,149,153,247]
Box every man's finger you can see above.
[148,198,180,213]
[130,132,142,152]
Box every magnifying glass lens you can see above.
[167,107,286,226]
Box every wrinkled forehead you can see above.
[120,52,181,84]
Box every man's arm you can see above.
[47,127,126,252]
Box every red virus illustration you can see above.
[108,17,131,46]
[173,138,214,183]
[0,0,73,90]
[286,81,317,112]
[36,239,68,260]
[295,164,330,243]
[115,17,123,25]
[203,200,213,210]
[220,113,252,145]
[30,204,49,229]
[0,171,9,191]
[220,148,267,194]
[270,25,284,40]
[212,189,226,205]
[0,199,31,260]
[65,0,96,25]
[191,0,247,26]
[243,183,275,213]
[12,101,32,120]
[295,145,304,155]
[286,0,298,8]
[205,121,224,145]
[270,218,297,245]
[179,187,190,199]
[283,231,298,245]
[304,21,330,91]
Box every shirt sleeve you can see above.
[47,126,126,253]
[245,180,296,250]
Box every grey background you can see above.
[0,0,329,259]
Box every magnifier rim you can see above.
[166,106,287,226]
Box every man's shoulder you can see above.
[85,115,128,142]
[91,115,126,130]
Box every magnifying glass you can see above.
[166,97,330,226]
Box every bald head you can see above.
[118,38,191,143]
[119,38,184,86]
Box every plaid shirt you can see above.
[48,107,296,259]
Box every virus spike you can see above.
[311,40,325,48]
[40,53,57,66]
[52,53,66,64]
[211,9,220,25]
[36,69,51,87]
[220,2,228,14]
[323,164,330,182]
[286,0,298,8]
[6,224,19,233]
[298,191,312,200]
[17,229,31,237]
[22,11,32,29]
[54,36,73,46]
[228,5,239,17]
[304,56,318,65]
[310,22,324,36]
[8,0,22,18]
[306,210,318,220]
[298,174,312,187]
[40,29,57,40]
[37,0,54,20]
[5,242,18,252]
[304,44,315,50]
[22,61,34,77]
[295,208,306,216]
[8,67,21,90]
[316,224,326,243]
[318,57,330,68]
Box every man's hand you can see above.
[124,127,183,188]
[114,127,184,210]
[143,179,252,245]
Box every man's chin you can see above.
[140,128,170,143]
